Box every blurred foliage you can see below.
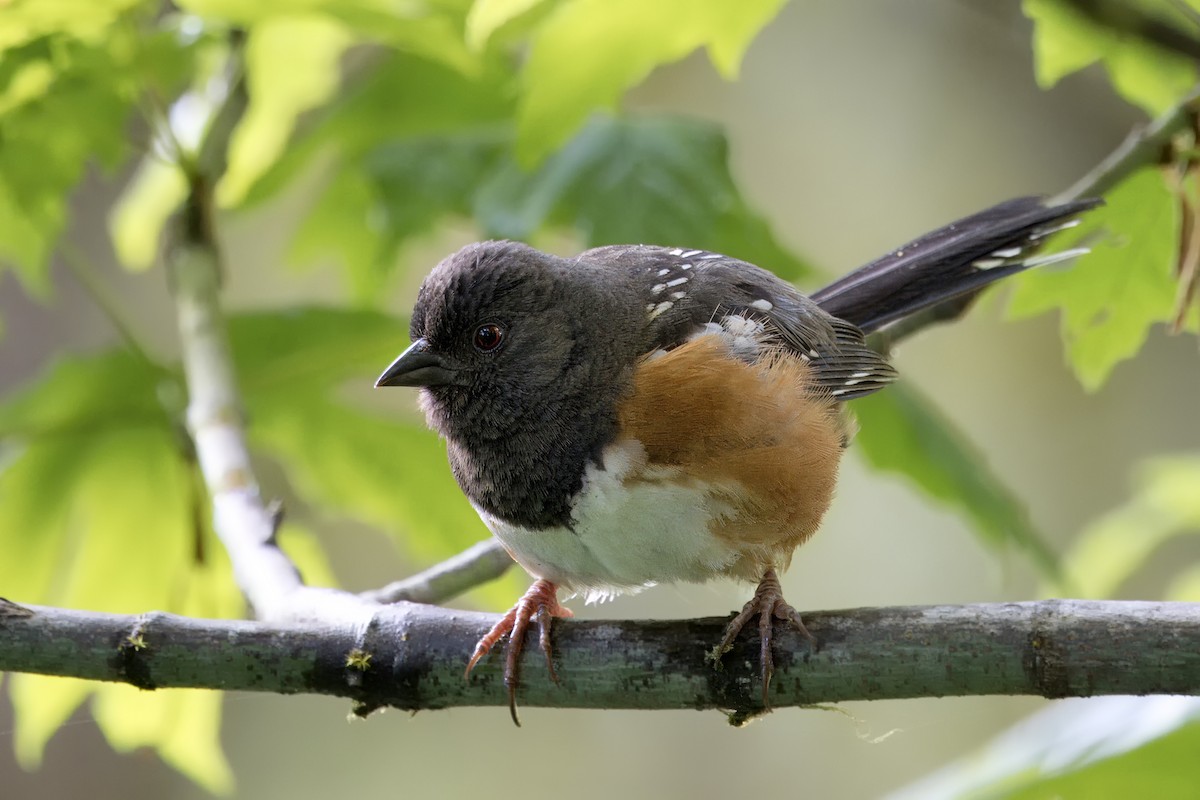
[0,0,1198,795]
[1018,0,1200,389]
[1009,167,1197,390]
[1049,454,1200,600]
[853,383,1058,580]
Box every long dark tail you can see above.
[811,196,1102,335]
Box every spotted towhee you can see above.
[376,195,1100,722]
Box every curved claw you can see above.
[715,569,816,709]
[464,578,573,726]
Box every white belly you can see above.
[475,439,740,602]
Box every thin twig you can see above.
[362,540,514,605]
[1055,84,1200,203]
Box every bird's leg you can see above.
[714,568,816,709]
[464,578,573,726]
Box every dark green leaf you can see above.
[476,115,813,279]
[852,381,1059,579]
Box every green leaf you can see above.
[1007,168,1186,391]
[517,0,787,163]
[0,24,191,285]
[175,0,480,75]
[0,351,174,438]
[0,0,146,53]
[0,350,240,787]
[244,51,514,208]
[476,115,813,279]
[287,169,390,299]
[852,381,1058,579]
[465,0,550,50]
[1024,0,1197,115]
[1051,455,1200,599]
[218,14,354,207]
[229,306,405,395]
[109,157,190,270]
[890,697,1200,800]
[1004,717,1200,800]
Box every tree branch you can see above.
[2,601,1198,717]
[1056,84,1200,203]
[360,540,514,605]
[165,37,378,624]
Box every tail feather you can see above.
[811,196,1102,334]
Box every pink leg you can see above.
[465,579,573,725]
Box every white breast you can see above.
[475,439,742,602]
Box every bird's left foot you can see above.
[712,568,816,709]
[465,578,573,726]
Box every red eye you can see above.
[473,323,504,352]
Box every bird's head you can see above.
[376,241,640,441]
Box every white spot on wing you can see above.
[648,301,673,319]
[651,283,667,294]
[668,248,684,256]
[665,277,689,288]
[750,298,773,312]
[680,249,703,258]
[657,268,671,277]
[670,291,686,300]
[699,253,722,260]
[991,246,1022,258]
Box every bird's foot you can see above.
[465,578,573,726]
[712,568,816,709]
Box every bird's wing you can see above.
[577,245,896,400]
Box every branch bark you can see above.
[165,38,380,624]
[2,601,1198,718]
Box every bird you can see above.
[375,195,1100,723]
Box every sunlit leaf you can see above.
[174,0,479,75]
[887,697,1200,800]
[465,0,549,50]
[243,51,514,209]
[1024,0,1197,115]
[853,381,1058,579]
[1004,720,1200,800]
[517,0,786,163]
[218,14,354,207]
[1008,169,1187,391]
[0,0,146,52]
[0,351,237,784]
[0,25,190,285]
[109,157,190,270]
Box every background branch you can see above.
[2,600,1197,716]
[361,540,514,605]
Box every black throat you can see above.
[426,384,624,530]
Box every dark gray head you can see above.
[376,240,645,528]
